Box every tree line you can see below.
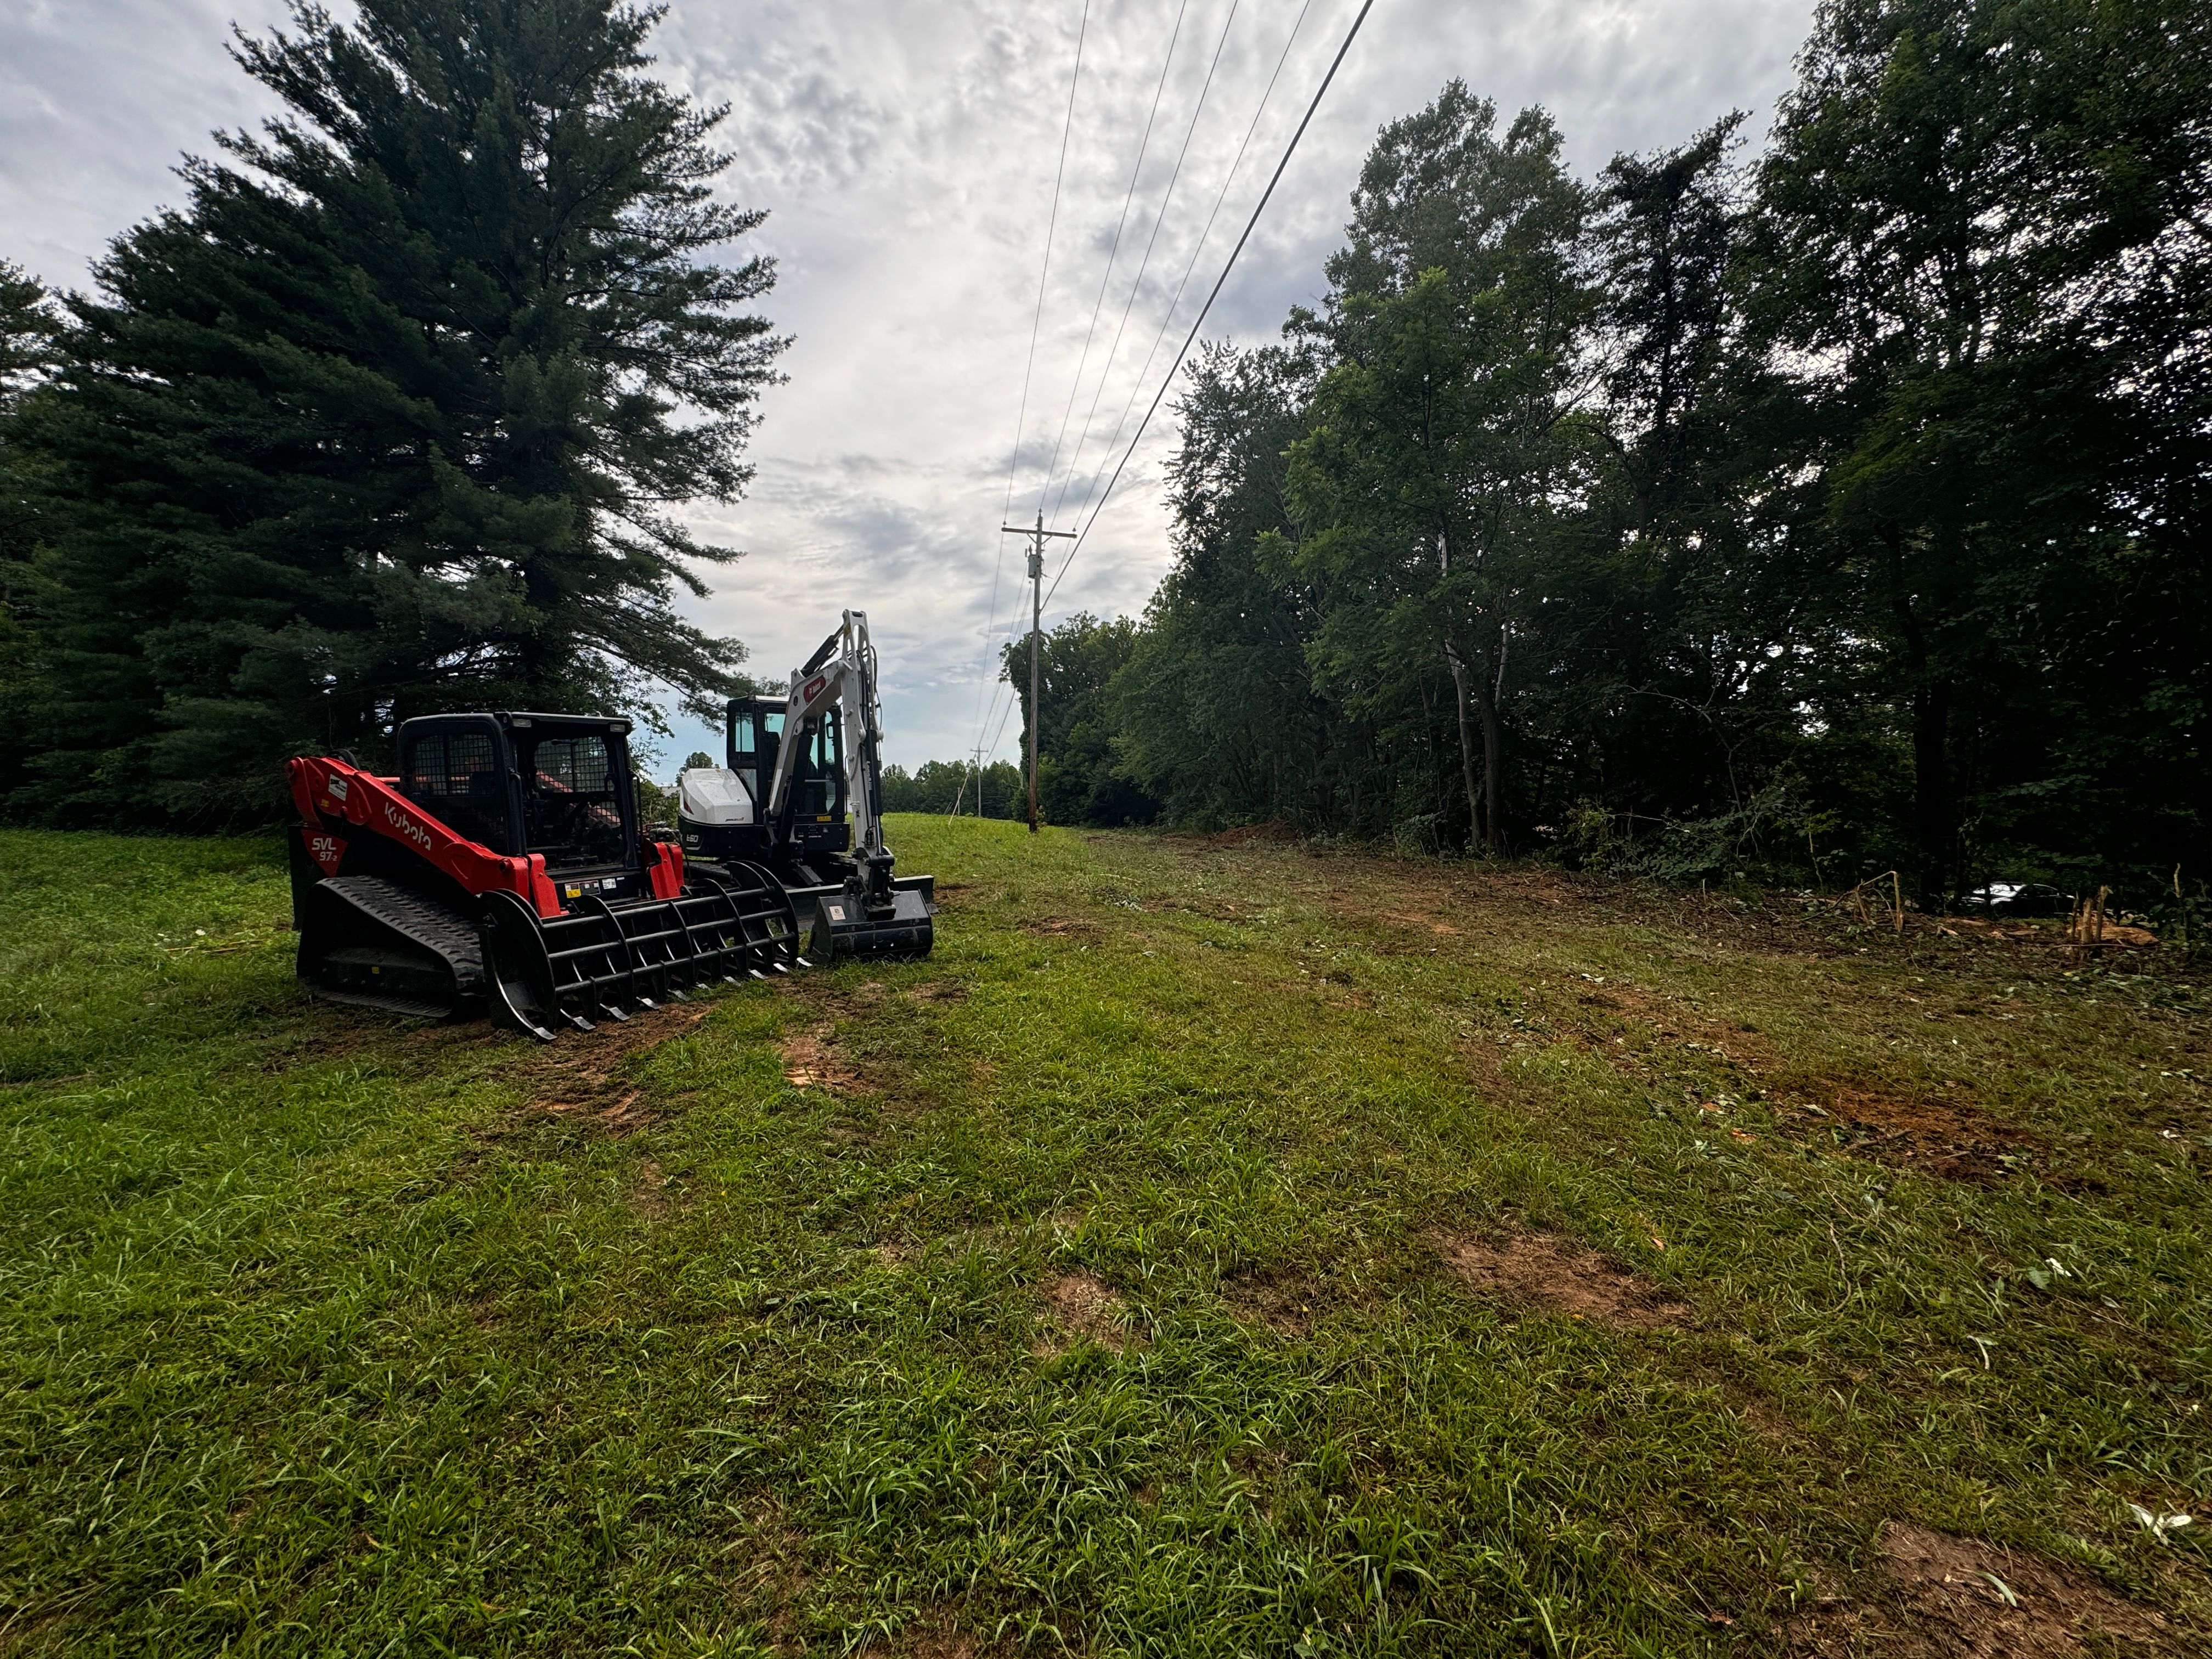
[0,0,777,825]
[995,0,2208,917]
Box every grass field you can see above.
[2,817,2208,1657]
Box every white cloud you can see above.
[0,0,1814,774]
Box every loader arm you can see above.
[763,608,888,866]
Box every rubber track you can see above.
[315,876,485,997]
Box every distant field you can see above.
[1,819,2207,1656]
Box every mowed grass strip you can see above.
[1,819,2207,1656]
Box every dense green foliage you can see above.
[1001,612,1160,826]
[1011,0,2208,914]
[4,824,2208,1651]
[879,757,1026,819]
[0,0,780,826]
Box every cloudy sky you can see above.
[2,0,1815,775]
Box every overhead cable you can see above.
[1031,0,1194,522]
[975,0,1316,761]
[969,0,1092,768]
[1043,0,1377,615]
[1047,0,1243,529]
[1061,0,1316,530]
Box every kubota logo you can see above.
[382,800,433,849]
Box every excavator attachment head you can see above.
[793,871,935,964]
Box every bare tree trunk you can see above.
[1911,678,1952,911]
[1475,662,1504,856]
[1886,529,1952,911]
[1444,642,1485,850]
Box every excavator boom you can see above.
[681,610,934,962]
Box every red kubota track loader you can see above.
[285,711,803,1040]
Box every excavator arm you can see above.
[765,609,888,872]
[757,608,930,960]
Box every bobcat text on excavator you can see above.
[284,610,933,1041]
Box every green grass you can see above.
[1,817,2207,1655]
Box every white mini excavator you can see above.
[676,610,935,962]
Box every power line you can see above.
[975,0,1192,770]
[1061,0,1316,531]
[1031,0,1193,522]
[973,0,1314,765]
[1002,0,1092,529]
[1047,0,1242,530]
[968,0,1093,778]
[1043,0,1376,615]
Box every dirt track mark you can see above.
[780,1027,871,1093]
[517,998,714,1133]
[1222,1271,1325,1337]
[1786,1521,2175,1656]
[1036,1271,1143,1356]
[1434,1227,1689,1330]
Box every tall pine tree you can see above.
[7,0,782,824]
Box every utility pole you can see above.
[999,511,1075,833]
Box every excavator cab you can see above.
[733,697,850,858]
[684,697,852,869]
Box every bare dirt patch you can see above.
[1018,915,1097,938]
[1381,910,1462,936]
[1434,1227,1689,1330]
[780,1028,871,1093]
[514,998,716,1132]
[878,1614,1008,1658]
[1786,1521,2175,1656]
[1222,1271,1324,1336]
[715,1499,814,1649]
[542,1086,652,1134]
[907,979,968,1004]
[630,1158,668,1218]
[1209,820,1302,845]
[538,998,712,1076]
[1812,1084,2047,1185]
[1035,1271,1143,1355]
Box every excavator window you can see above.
[516,731,631,870]
[724,698,843,822]
[401,728,512,853]
[792,712,845,818]
[730,706,770,805]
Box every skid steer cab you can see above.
[285,711,803,1041]
[678,609,935,962]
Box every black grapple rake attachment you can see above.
[479,861,805,1041]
